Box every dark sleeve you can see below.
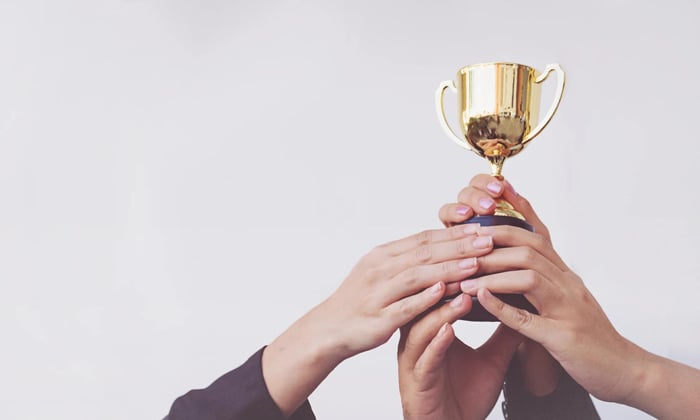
[165,347,316,420]
[502,358,600,420]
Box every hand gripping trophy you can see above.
[436,62,565,321]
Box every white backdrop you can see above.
[2,1,699,419]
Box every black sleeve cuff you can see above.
[502,357,600,420]
[166,347,316,420]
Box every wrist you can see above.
[281,300,349,370]
[615,339,656,407]
[261,302,346,416]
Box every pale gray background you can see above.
[2,1,699,419]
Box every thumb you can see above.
[413,323,456,384]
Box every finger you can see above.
[444,281,461,297]
[460,270,561,314]
[477,288,554,348]
[413,323,456,380]
[501,180,551,241]
[387,231,494,277]
[376,223,480,258]
[460,269,556,312]
[468,173,506,197]
[477,324,523,369]
[476,224,568,271]
[470,245,564,282]
[384,281,452,332]
[397,293,472,366]
[438,203,474,227]
[456,185,498,215]
[381,256,480,303]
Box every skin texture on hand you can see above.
[438,174,562,396]
[398,295,522,420]
[262,222,495,416]
[459,211,700,419]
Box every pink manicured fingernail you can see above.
[458,257,477,269]
[430,282,444,294]
[461,279,477,291]
[472,235,493,249]
[450,294,464,308]
[463,223,480,235]
[479,197,495,209]
[437,323,448,336]
[487,181,502,194]
[456,206,470,216]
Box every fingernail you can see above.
[450,294,464,308]
[463,223,480,235]
[479,197,495,210]
[458,257,477,269]
[472,235,493,249]
[456,206,470,216]
[461,279,477,291]
[430,282,444,294]
[438,323,448,336]
[487,181,502,195]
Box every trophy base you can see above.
[458,214,537,322]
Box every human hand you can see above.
[263,223,495,415]
[458,221,643,404]
[439,174,562,396]
[319,222,499,360]
[398,293,522,420]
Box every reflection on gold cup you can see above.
[436,62,565,221]
[435,62,565,321]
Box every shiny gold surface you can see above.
[436,62,565,178]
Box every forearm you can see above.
[262,301,346,416]
[628,351,700,419]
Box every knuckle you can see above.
[404,266,421,286]
[365,266,385,283]
[513,308,533,330]
[532,232,550,249]
[438,204,451,223]
[457,186,475,203]
[574,284,594,305]
[516,246,537,264]
[442,261,453,275]
[414,245,432,263]
[523,270,540,290]
[415,230,432,246]
[397,299,415,320]
[456,238,469,256]
[367,244,386,261]
[449,224,463,240]
[469,173,492,187]
[362,254,383,270]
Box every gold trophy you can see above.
[436,62,565,321]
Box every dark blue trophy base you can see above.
[457,214,538,322]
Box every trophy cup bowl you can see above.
[436,62,565,321]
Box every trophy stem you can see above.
[487,155,506,179]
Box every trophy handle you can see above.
[523,63,566,145]
[435,80,475,153]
